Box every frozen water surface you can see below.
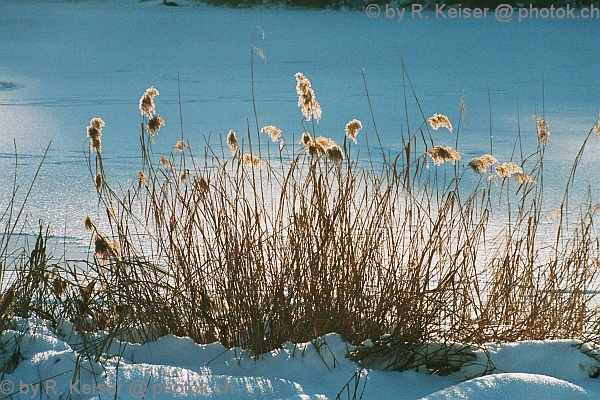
[0,0,598,253]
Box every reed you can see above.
[0,68,598,381]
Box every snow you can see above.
[0,318,599,399]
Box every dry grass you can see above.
[0,70,599,381]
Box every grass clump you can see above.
[0,64,599,382]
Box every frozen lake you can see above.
[0,0,599,258]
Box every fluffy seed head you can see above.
[513,172,537,185]
[139,87,159,118]
[174,140,189,151]
[87,117,105,152]
[345,119,362,144]
[160,155,170,168]
[147,115,165,136]
[427,114,453,132]
[260,125,282,142]
[227,130,238,156]
[533,115,550,143]
[179,170,189,183]
[594,117,600,137]
[426,145,461,166]
[325,144,344,164]
[468,154,498,174]
[495,162,523,179]
[295,72,322,122]
[138,171,149,186]
[242,153,262,168]
[301,132,312,145]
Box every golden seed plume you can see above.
[302,135,343,161]
[533,115,550,143]
[325,144,344,164]
[139,87,159,118]
[295,72,322,122]
[242,153,262,168]
[84,216,96,231]
[468,154,498,174]
[345,119,362,144]
[160,155,170,168]
[594,117,600,137]
[227,130,238,156]
[94,173,103,188]
[174,140,189,151]
[179,170,189,183]
[87,117,105,152]
[260,125,282,142]
[495,162,523,179]
[138,171,149,186]
[512,172,537,185]
[426,145,461,166]
[427,113,453,132]
[594,203,600,211]
[147,115,165,136]
[301,132,312,145]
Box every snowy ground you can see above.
[0,318,599,399]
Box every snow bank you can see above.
[2,318,600,399]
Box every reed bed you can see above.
[0,68,599,379]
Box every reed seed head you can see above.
[138,171,149,186]
[260,125,282,142]
[426,145,461,165]
[160,155,170,168]
[174,140,189,151]
[495,162,523,179]
[147,115,165,136]
[254,46,266,60]
[427,113,453,132]
[139,86,159,118]
[242,153,262,168]
[227,130,238,156]
[345,119,362,144]
[84,216,96,231]
[301,132,312,145]
[468,154,498,174]
[325,144,344,164]
[533,115,550,143]
[94,234,111,260]
[295,72,322,122]
[195,176,209,193]
[87,117,105,152]
[179,170,189,182]
[594,117,600,137]
[94,173,103,188]
[513,172,537,185]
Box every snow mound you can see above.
[422,372,592,400]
